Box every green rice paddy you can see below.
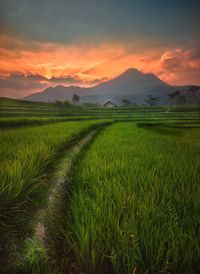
[0,97,199,273]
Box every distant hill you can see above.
[23,68,199,105]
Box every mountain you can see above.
[23,68,176,105]
[23,85,85,102]
[89,68,173,104]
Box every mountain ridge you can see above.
[23,68,196,105]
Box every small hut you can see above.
[103,100,118,108]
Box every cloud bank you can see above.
[0,0,199,98]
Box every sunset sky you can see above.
[0,0,200,98]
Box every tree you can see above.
[72,94,80,105]
[177,95,186,104]
[122,99,132,106]
[198,102,200,119]
[188,85,199,95]
[144,95,160,106]
[167,90,180,105]
[55,100,63,106]
[55,100,72,107]
[63,100,71,106]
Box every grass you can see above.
[59,122,200,274]
[0,120,106,255]
[0,116,97,128]
[1,97,200,273]
[1,98,200,121]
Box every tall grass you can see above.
[1,97,200,273]
[0,120,104,248]
[61,122,200,274]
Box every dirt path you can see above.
[35,128,98,244]
[13,127,103,274]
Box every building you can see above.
[103,100,118,108]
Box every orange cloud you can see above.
[0,34,200,98]
[157,48,200,85]
[0,34,125,81]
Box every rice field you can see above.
[60,123,200,274]
[0,97,200,273]
[0,120,106,250]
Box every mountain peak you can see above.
[123,68,143,75]
[114,68,145,81]
[118,68,144,78]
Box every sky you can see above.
[0,0,200,98]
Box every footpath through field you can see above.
[15,124,109,274]
[35,128,98,242]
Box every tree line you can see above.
[55,94,80,106]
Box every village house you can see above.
[103,100,118,108]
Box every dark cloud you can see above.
[49,76,82,85]
[160,47,200,72]
[0,72,89,90]
[0,72,100,98]
[0,72,49,98]
[0,0,199,47]
[185,48,200,61]
[0,72,48,90]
